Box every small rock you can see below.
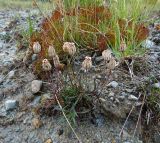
[153,82,160,89]
[115,98,120,103]
[99,98,106,102]
[31,80,42,94]
[125,89,133,93]
[142,40,154,48]
[32,54,38,62]
[118,96,125,100]
[107,81,118,88]
[128,95,138,101]
[5,99,19,111]
[135,102,142,107]
[121,92,128,97]
[108,92,115,97]
[8,70,15,79]
[44,139,52,143]
[32,118,42,129]
[110,97,114,101]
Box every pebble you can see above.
[121,92,128,97]
[45,139,52,143]
[108,92,115,97]
[142,39,154,48]
[8,70,15,79]
[135,102,143,107]
[125,89,133,93]
[115,98,120,103]
[153,82,160,89]
[32,54,38,62]
[107,81,118,88]
[118,96,125,100]
[5,99,19,110]
[31,80,42,94]
[99,98,106,102]
[128,95,138,101]
[110,97,114,101]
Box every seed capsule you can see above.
[107,57,119,70]
[48,45,56,57]
[102,49,112,62]
[82,56,92,72]
[33,42,41,54]
[63,42,76,56]
[42,59,52,71]
[53,54,60,68]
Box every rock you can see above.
[110,97,114,101]
[99,98,106,102]
[118,96,125,100]
[31,80,42,94]
[135,102,142,107]
[32,118,42,129]
[128,95,138,101]
[107,81,118,88]
[8,70,15,79]
[45,139,52,143]
[5,99,19,110]
[114,98,120,104]
[149,54,158,62]
[31,54,38,62]
[153,82,160,89]
[125,89,133,93]
[121,92,128,97]
[142,40,154,48]
[108,92,115,97]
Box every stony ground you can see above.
[0,9,160,143]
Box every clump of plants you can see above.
[28,0,157,126]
